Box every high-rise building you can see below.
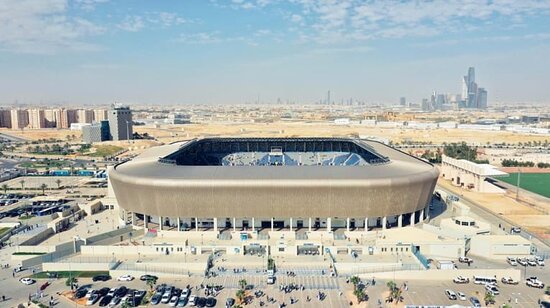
[82,120,111,144]
[28,109,46,129]
[93,109,108,122]
[399,97,407,106]
[0,109,12,128]
[60,109,78,128]
[421,99,431,112]
[44,109,62,128]
[108,105,133,141]
[77,109,94,124]
[10,109,29,129]
[477,88,488,109]
[462,67,488,109]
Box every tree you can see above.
[238,279,247,290]
[350,276,360,289]
[19,179,25,191]
[484,292,495,306]
[55,179,62,189]
[40,183,47,195]
[146,277,158,290]
[65,276,77,287]
[235,289,245,304]
[353,288,366,304]
[1,184,8,194]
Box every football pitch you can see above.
[495,173,550,198]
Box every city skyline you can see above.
[1,0,550,105]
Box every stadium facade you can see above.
[109,138,439,232]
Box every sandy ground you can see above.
[438,179,550,238]
[4,121,548,145]
[499,167,550,173]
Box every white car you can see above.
[161,293,172,304]
[117,274,134,281]
[19,277,36,285]
[485,284,499,295]
[457,292,467,301]
[181,289,190,298]
[445,289,457,300]
[107,288,117,297]
[536,259,545,266]
[507,257,518,266]
[188,295,196,306]
[527,259,537,266]
[459,257,473,263]
[168,295,179,307]
[518,258,528,266]
[526,277,545,289]
[453,276,469,284]
[501,277,519,285]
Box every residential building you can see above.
[10,109,29,129]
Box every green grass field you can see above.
[495,173,550,198]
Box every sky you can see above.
[1,0,550,106]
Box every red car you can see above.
[40,281,50,291]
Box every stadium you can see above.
[109,137,439,232]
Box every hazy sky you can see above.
[1,0,550,105]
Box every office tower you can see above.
[477,88,488,109]
[421,99,431,111]
[436,94,446,110]
[82,120,110,144]
[77,109,94,123]
[108,105,133,141]
[400,97,407,106]
[93,109,108,122]
[10,109,29,129]
[461,76,468,99]
[28,109,46,129]
[59,109,77,128]
[0,109,12,128]
[430,91,437,110]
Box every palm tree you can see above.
[55,179,62,189]
[353,288,366,304]
[235,289,246,304]
[19,179,25,191]
[146,277,157,290]
[65,276,78,288]
[238,279,247,290]
[1,184,8,194]
[350,276,360,289]
[40,183,47,195]
[484,292,495,306]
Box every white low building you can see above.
[469,235,532,260]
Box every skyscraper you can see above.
[108,105,133,141]
[462,67,488,109]
[400,97,407,106]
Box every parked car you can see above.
[92,274,111,282]
[188,295,196,306]
[510,226,521,233]
[526,276,545,288]
[140,274,158,281]
[445,289,457,300]
[485,284,499,295]
[150,293,162,305]
[453,276,469,284]
[226,298,235,308]
[459,257,473,263]
[114,286,128,297]
[518,258,528,266]
[117,274,134,281]
[205,297,217,307]
[177,295,189,307]
[527,259,537,266]
[501,277,519,285]
[98,295,112,307]
[19,277,36,285]
[470,297,481,307]
[169,295,179,307]
[507,257,518,266]
[86,293,101,306]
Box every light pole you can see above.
[126,120,130,143]
[516,167,521,201]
